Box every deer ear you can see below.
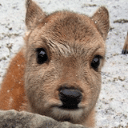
[92,7,109,40]
[25,0,46,30]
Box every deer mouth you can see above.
[59,104,79,110]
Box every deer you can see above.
[0,0,109,127]
[122,32,128,54]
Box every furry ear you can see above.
[92,7,109,40]
[25,0,46,30]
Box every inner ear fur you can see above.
[25,0,46,30]
[92,6,109,40]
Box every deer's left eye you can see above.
[36,48,48,64]
[91,55,102,70]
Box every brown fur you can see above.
[0,49,26,110]
[0,0,109,127]
[122,32,128,54]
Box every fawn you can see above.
[122,32,128,54]
[0,0,109,127]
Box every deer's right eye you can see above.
[36,48,48,64]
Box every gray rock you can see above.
[0,110,86,128]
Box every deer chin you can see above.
[49,106,85,123]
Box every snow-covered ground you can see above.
[0,0,128,127]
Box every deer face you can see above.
[24,0,109,126]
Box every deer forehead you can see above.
[26,11,104,55]
[40,11,100,41]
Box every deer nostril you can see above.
[59,88,82,109]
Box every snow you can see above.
[0,0,128,127]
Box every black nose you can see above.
[59,88,82,109]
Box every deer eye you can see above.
[91,55,102,70]
[36,48,48,64]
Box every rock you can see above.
[0,110,86,128]
[118,76,125,81]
